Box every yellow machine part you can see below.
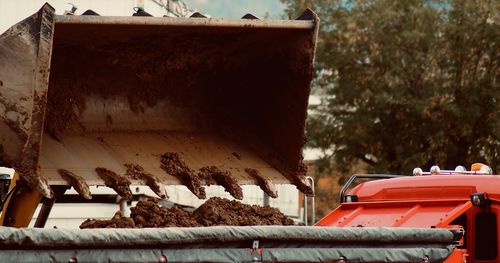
[0,173,43,227]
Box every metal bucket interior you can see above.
[1,6,319,199]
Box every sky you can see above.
[183,0,287,19]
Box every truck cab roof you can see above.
[351,175,500,202]
[316,174,500,228]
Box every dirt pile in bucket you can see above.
[80,197,294,228]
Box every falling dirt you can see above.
[198,166,243,200]
[125,163,167,199]
[58,169,92,200]
[245,168,278,198]
[80,197,294,228]
[160,152,206,199]
[44,77,86,141]
[95,167,133,200]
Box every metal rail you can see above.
[303,176,315,225]
[339,174,403,203]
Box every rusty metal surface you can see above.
[54,14,315,29]
[0,4,55,198]
[0,6,319,200]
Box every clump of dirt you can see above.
[95,167,133,200]
[160,152,245,200]
[245,168,278,198]
[125,163,167,199]
[80,211,135,228]
[80,197,294,229]
[289,163,313,195]
[198,166,243,200]
[160,152,206,199]
[194,197,293,226]
[129,199,199,228]
[58,169,92,200]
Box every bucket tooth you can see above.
[124,163,168,199]
[58,169,92,199]
[293,176,313,196]
[296,9,316,20]
[160,153,206,199]
[15,155,54,199]
[20,169,54,199]
[81,10,100,16]
[198,166,243,200]
[189,12,206,18]
[133,8,153,17]
[245,168,278,198]
[241,14,259,20]
[95,168,133,200]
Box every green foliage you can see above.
[282,0,500,175]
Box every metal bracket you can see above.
[339,174,402,203]
[250,240,262,262]
[34,185,69,228]
[303,176,315,225]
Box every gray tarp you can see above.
[0,226,459,262]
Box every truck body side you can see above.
[317,174,500,263]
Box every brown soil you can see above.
[125,163,167,199]
[80,211,135,228]
[198,166,243,200]
[80,197,294,229]
[160,152,206,199]
[194,197,294,226]
[58,169,92,200]
[130,198,199,228]
[160,152,244,200]
[95,167,133,200]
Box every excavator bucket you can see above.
[0,4,319,200]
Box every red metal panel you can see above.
[349,175,500,202]
[443,249,467,263]
[316,200,472,228]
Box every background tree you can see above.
[283,0,499,177]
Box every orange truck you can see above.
[0,3,493,263]
[316,164,498,263]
